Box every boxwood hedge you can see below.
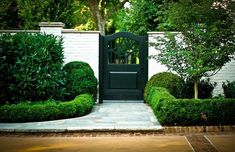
[0,94,94,122]
[147,87,235,126]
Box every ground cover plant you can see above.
[0,94,94,122]
[146,87,235,126]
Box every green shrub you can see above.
[183,78,217,99]
[63,61,97,100]
[146,87,175,108]
[222,81,235,98]
[0,33,65,103]
[0,94,94,122]
[146,87,235,126]
[144,72,184,100]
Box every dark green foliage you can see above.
[16,0,77,29]
[222,81,235,98]
[151,0,235,98]
[183,78,217,99]
[0,0,22,29]
[144,72,184,100]
[0,94,94,122]
[146,87,235,126]
[0,0,80,29]
[117,0,176,35]
[63,61,97,100]
[0,33,65,103]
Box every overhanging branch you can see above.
[105,0,130,20]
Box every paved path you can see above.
[0,134,235,152]
[0,103,162,132]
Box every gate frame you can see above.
[99,32,148,103]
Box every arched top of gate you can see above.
[104,32,147,42]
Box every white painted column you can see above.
[39,22,64,37]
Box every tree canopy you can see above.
[116,0,176,35]
[152,0,235,98]
[82,0,129,35]
[17,0,78,29]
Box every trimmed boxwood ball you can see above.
[63,61,97,100]
[144,72,184,100]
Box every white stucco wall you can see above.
[62,30,100,78]
[2,23,234,97]
[39,23,100,79]
[148,32,168,79]
[210,59,235,96]
[39,22,64,37]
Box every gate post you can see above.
[99,34,104,103]
[39,22,64,37]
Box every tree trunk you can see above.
[85,0,129,35]
[194,79,199,99]
[97,17,106,35]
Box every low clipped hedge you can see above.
[147,87,235,126]
[0,94,94,122]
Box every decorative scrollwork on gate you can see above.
[107,37,140,64]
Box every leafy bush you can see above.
[222,81,235,98]
[144,72,184,100]
[183,78,217,99]
[0,33,65,103]
[63,61,97,100]
[0,94,94,122]
[146,87,175,108]
[146,87,235,126]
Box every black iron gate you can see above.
[99,32,148,102]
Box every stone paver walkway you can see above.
[0,102,162,132]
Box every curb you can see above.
[0,128,164,133]
[163,125,235,133]
[0,126,234,135]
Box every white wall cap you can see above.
[147,31,180,34]
[39,22,65,27]
[62,29,100,34]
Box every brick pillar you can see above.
[39,22,64,37]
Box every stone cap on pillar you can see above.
[39,22,64,27]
